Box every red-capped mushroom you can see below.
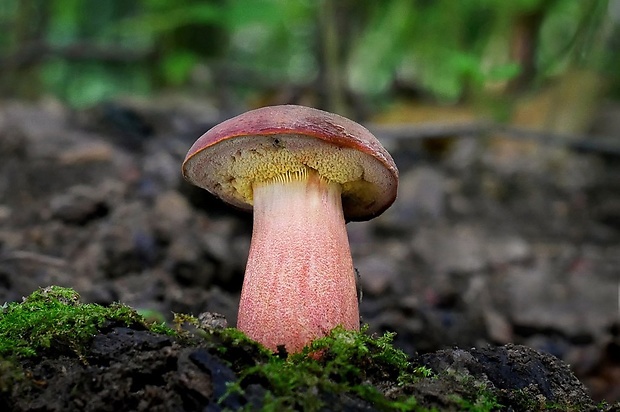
[182,105,398,353]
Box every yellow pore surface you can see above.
[189,134,387,212]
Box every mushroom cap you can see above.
[182,105,398,221]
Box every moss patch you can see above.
[0,287,604,412]
[0,287,437,410]
[0,286,174,359]
[219,326,434,411]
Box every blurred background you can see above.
[1,0,620,404]
[1,0,618,115]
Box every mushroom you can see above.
[182,105,398,353]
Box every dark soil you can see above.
[1,98,620,410]
[0,288,604,411]
[1,328,600,411]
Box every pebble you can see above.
[49,185,109,225]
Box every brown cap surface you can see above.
[182,105,398,221]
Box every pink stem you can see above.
[236,169,360,353]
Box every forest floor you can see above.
[0,98,619,410]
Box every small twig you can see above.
[0,251,67,268]
[366,121,620,156]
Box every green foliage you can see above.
[114,1,224,36]
[0,0,612,107]
[221,326,432,411]
[351,0,611,102]
[0,288,596,411]
[0,286,174,359]
[452,391,502,412]
[348,0,416,96]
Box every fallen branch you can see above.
[367,121,620,157]
[0,250,67,268]
[0,42,154,70]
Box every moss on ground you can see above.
[0,286,174,360]
[171,307,502,411]
[0,286,556,412]
[215,326,432,411]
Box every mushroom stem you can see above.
[237,168,360,353]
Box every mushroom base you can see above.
[237,169,360,353]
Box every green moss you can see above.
[451,390,502,412]
[0,287,590,411]
[218,326,434,411]
[0,286,175,359]
[509,389,590,412]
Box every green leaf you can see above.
[161,50,198,86]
